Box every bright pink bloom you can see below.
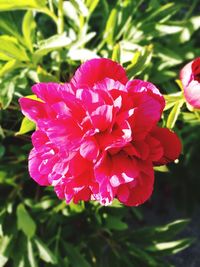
[180,57,200,109]
[19,58,181,206]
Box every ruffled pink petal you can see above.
[119,162,154,206]
[28,148,51,186]
[151,127,182,166]
[145,136,163,162]
[110,152,139,187]
[31,130,49,149]
[32,82,74,103]
[19,98,47,123]
[126,79,165,109]
[127,85,165,140]
[68,153,92,177]
[80,137,100,161]
[71,58,128,88]
[90,105,113,131]
[44,118,82,150]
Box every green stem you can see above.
[57,0,64,34]
[48,0,54,13]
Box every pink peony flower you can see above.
[19,58,181,206]
[180,57,200,109]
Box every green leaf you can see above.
[63,243,91,267]
[105,215,128,231]
[36,66,58,82]
[146,238,194,255]
[0,60,24,77]
[164,92,183,111]
[0,12,24,44]
[27,240,38,267]
[34,238,57,264]
[67,48,98,61]
[154,165,169,172]
[22,11,36,52]
[16,204,36,239]
[166,100,184,129]
[0,35,29,61]
[112,43,121,63]
[155,24,183,35]
[0,235,12,266]
[132,219,190,243]
[0,145,5,158]
[126,44,153,78]
[0,80,14,109]
[63,1,79,26]
[128,244,158,266]
[16,117,35,135]
[34,33,72,57]
[103,5,118,46]
[86,0,100,15]
[0,255,8,267]
[0,0,46,11]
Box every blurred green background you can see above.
[0,0,200,266]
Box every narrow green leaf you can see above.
[155,24,183,35]
[126,44,153,78]
[0,80,14,109]
[0,35,29,61]
[166,100,184,129]
[27,240,38,267]
[17,204,36,239]
[34,33,72,57]
[37,66,58,82]
[34,238,57,264]
[0,12,24,44]
[132,219,190,243]
[164,92,183,111]
[16,117,35,135]
[112,43,121,63]
[146,238,194,255]
[0,255,8,267]
[0,145,5,158]
[0,60,23,77]
[104,6,118,45]
[22,11,36,52]
[86,0,100,14]
[0,0,46,11]
[63,243,91,267]
[105,215,128,231]
[154,165,169,172]
[67,48,98,61]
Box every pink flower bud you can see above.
[180,57,200,109]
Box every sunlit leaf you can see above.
[166,100,184,129]
[112,43,121,63]
[27,240,38,267]
[0,80,14,109]
[34,33,72,57]
[17,204,36,239]
[16,117,35,135]
[126,44,153,78]
[0,35,29,62]
[105,215,128,231]
[34,238,57,264]
[22,11,36,52]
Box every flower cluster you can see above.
[19,58,181,206]
[180,57,200,109]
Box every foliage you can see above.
[0,0,200,266]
